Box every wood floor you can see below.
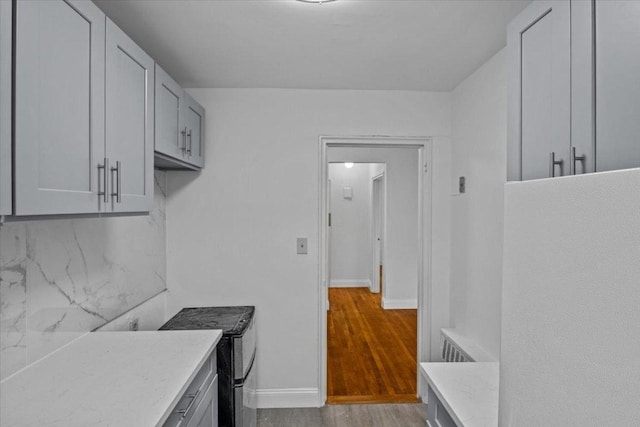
[258,403,427,427]
[327,287,418,404]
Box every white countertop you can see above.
[1,330,222,427]
[420,362,499,427]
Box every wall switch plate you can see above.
[459,176,466,194]
[297,237,308,255]
[128,318,139,331]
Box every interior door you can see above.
[0,0,11,215]
[14,0,105,215]
[105,18,154,213]
[594,0,640,172]
[326,178,331,311]
[508,0,571,180]
[371,175,383,294]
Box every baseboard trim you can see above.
[329,279,371,288]
[381,298,418,309]
[255,388,321,408]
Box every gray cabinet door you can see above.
[507,0,571,181]
[183,92,205,169]
[594,0,640,172]
[105,18,154,213]
[155,64,186,162]
[0,0,11,215]
[14,0,105,215]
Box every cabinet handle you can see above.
[187,129,192,156]
[177,389,200,419]
[549,152,564,177]
[98,158,109,203]
[181,127,188,154]
[110,161,121,204]
[572,146,586,175]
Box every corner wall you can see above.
[165,88,451,405]
[449,48,507,360]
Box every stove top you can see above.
[159,306,254,336]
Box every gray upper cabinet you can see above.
[14,0,106,215]
[155,65,185,163]
[154,65,205,170]
[593,0,640,172]
[0,0,11,216]
[507,0,571,181]
[105,18,154,213]
[183,92,205,169]
[509,0,640,181]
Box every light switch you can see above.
[297,237,308,255]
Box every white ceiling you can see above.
[94,0,529,91]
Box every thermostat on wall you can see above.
[343,186,353,199]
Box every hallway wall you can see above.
[328,163,374,287]
[328,147,419,309]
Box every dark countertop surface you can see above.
[159,306,255,336]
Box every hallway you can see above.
[327,288,418,404]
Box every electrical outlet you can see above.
[128,318,139,331]
[459,176,466,194]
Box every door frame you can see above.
[370,171,386,295]
[318,135,433,405]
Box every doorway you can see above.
[318,136,433,405]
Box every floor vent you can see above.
[441,334,472,363]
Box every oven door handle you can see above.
[235,349,256,386]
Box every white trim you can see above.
[329,279,371,288]
[255,388,321,408]
[318,135,433,405]
[381,298,418,310]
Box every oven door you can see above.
[234,352,256,427]
[234,316,256,381]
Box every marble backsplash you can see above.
[0,171,167,380]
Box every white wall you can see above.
[328,148,419,309]
[449,48,506,360]
[165,88,451,405]
[500,168,640,426]
[328,163,373,287]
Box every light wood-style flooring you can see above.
[327,287,418,404]
[258,403,427,427]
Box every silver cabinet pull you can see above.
[97,158,109,203]
[110,161,121,203]
[181,126,188,154]
[187,129,192,156]
[176,389,200,419]
[549,152,564,177]
[572,146,586,175]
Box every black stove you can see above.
[160,306,256,427]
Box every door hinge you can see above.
[424,163,428,172]
[328,213,331,227]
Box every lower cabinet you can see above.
[427,387,457,427]
[165,352,218,427]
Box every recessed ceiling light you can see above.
[344,162,354,169]
[297,0,336,4]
